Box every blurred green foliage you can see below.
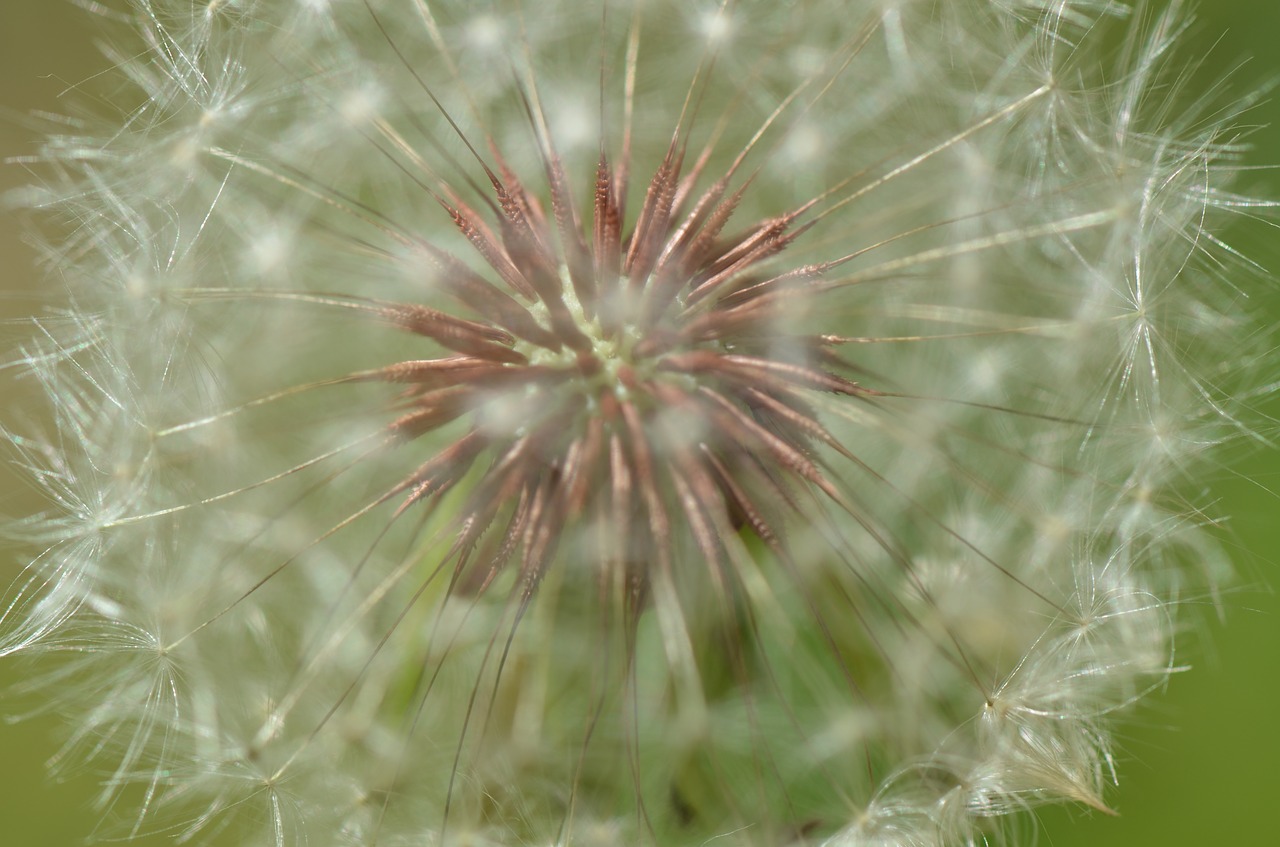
[1,1,1275,845]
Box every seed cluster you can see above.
[3,1,1265,845]
[362,117,868,607]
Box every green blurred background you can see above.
[1,1,1276,845]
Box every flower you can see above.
[2,1,1270,845]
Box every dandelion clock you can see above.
[3,1,1274,846]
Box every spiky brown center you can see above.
[349,125,873,606]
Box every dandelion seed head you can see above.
[2,1,1272,845]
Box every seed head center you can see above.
[519,263,651,403]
